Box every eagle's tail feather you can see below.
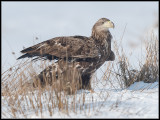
[20,46,35,53]
[17,53,34,60]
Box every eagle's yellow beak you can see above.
[104,21,115,28]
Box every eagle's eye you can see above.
[101,21,104,24]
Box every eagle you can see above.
[17,18,115,93]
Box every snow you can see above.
[2,81,158,118]
[26,81,158,118]
[128,81,158,90]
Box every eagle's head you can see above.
[92,18,115,32]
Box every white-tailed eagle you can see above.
[17,18,115,92]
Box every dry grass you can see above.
[2,55,114,118]
[1,30,159,118]
[113,31,159,88]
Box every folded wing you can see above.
[17,36,99,60]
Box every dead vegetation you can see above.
[114,31,159,88]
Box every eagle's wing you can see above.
[17,36,99,60]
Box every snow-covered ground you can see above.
[2,79,158,118]
[28,82,158,118]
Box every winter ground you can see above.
[2,79,158,118]
[29,82,158,118]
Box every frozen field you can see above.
[2,80,158,118]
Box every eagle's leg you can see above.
[81,73,92,90]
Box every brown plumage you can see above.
[17,36,99,60]
[18,18,115,93]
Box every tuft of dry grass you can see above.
[2,58,90,117]
[114,31,159,88]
